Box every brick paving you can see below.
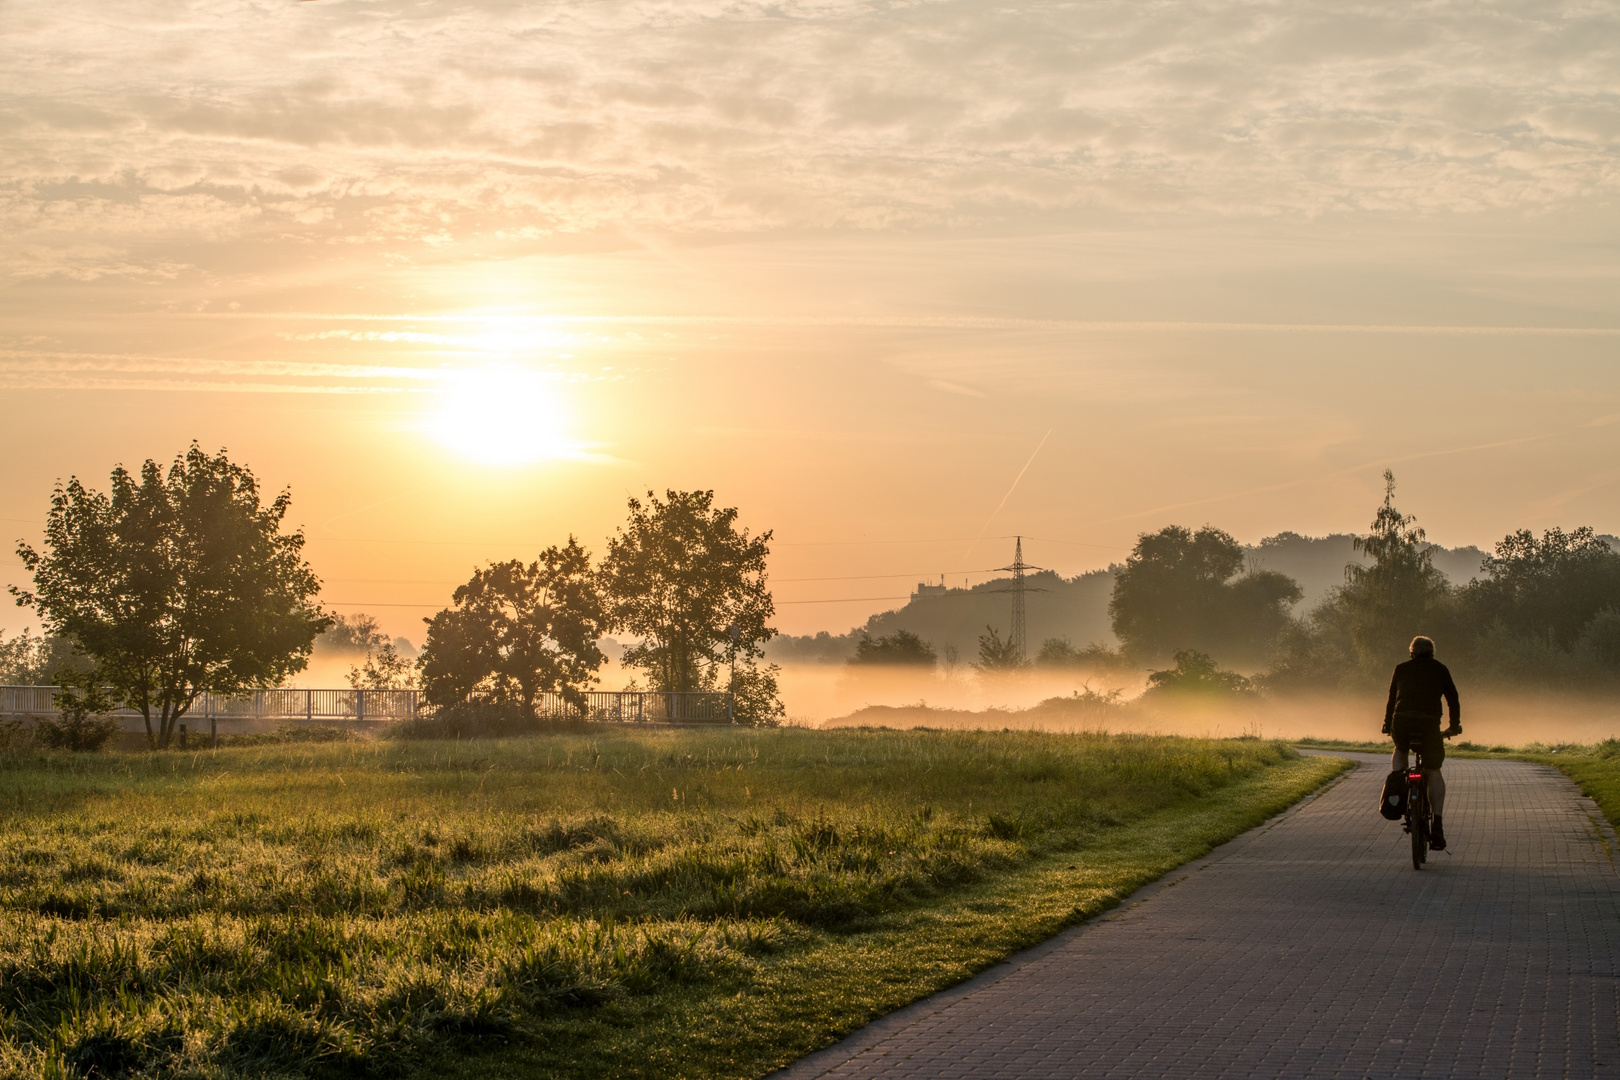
[775,755,1620,1079]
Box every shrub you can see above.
[34,703,120,752]
[1144,650,1256,697]
[391,702,578,740]
[219,725,362,747]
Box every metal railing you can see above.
[534,690,734,723]
[0,686,421,723]
[0,686,734,725]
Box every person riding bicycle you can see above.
[1383,635,1462,850]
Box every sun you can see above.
[427,365,578,465]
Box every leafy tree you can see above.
[347,642,418,690]
[1336,471,1452,672]
[1109,525,1301,663]
[418,539,606,711]
[1463,526,1620,649]
[600,490,775,695]
[318,613,389,655]
[1144,650,1255,696]
[12,444,329,749]
[731,661,787,726]
[975,625,1025,671]
[1034,637,1133,671]
[0,628,86,685]
[848,629,937,667]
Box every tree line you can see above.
[8,445,782,748]
[849,471,1620,693]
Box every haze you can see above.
[3,0,1619,651]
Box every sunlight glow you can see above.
[427,365,580,466]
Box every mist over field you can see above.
[780,664,1618,747]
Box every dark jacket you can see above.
[1384,655,1460,728]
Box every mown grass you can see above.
[0,728,1344,1079]
[1527,739,1620,833]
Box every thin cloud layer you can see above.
[3,0,1619,279]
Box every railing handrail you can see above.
[0,686,736,724]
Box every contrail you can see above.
[965,429,1052,564]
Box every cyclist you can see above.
[1383,635,1462,850]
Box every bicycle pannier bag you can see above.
[1379,770,1407,820]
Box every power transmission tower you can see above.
[992,536,1044,662]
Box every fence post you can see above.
[356,689,365,723]
[211,715,217,749]
[306,689,312,724]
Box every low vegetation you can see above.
[0,727,1340,1079]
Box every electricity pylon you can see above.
[992,536,1044,662]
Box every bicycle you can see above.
[1400,726,1458,870]
[1402,747,1432,870]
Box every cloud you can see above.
[1,0,1618,277]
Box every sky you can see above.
[2,0,1619,644]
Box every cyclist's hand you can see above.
[1381,721,1391,736]
[1444,724,1462,739]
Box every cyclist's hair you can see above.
[1409,635,1435,657]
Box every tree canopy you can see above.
[1145,650,1255,697]
[975,625,1025,671]
[12,444,329,748]
[1464,526,1620,648]
[848,629,937,667]
[1337,470,1453,670]
[418,539,606,711]
[1109,525,1301,663]
[599,490,774,694]
[0,629,85,686]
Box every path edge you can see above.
[767,752,1366,1080]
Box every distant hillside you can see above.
[766,532,1609,665]
[768,569,1116,665]
[1244,532,1489,612]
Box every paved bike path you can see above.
[774,754,1620,1079]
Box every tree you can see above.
[1145,650,1255,697]
[12,444,329,749]
[1337,471,1452,672]
[418,539,606,711]
[347,641,418,690]
[0,628,86,685]
[1463,526,1620,649]
[1034,637,1132,671]
[318,613,389,655]
[848,629,937,667]
[1109,525,1301,663]
[975,625,1025,671]
[600,490,775,695]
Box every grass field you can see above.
[0,728,1345,1079]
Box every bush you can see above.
[34,704,120,752]
[731,662,786,726]
[218,725,362,747]
[0,718,35,756]
[391,702,581,741]
[1144,650,1256,697]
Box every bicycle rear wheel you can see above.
[1410,780,1427,870]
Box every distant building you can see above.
[911,578,948,602]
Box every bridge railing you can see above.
[532,690,734,723]
[0,687,734,725]
[0,686,421,723]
